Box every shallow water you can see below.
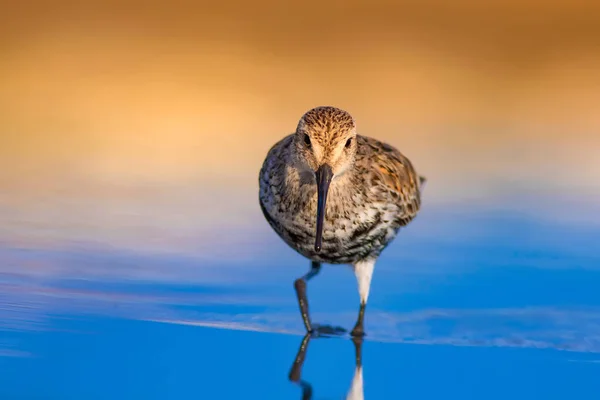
[1,197,600,399]
[3,2,600,396]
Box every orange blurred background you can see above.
[1,0,599,253]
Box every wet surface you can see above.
[1,202,600,399]
[3,3,600,397]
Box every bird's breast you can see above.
[268,189,396,263]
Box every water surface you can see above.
[1,196,600,399]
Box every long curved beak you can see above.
[314,164,333,252]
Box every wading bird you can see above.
[259,106,425,337]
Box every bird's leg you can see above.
[351,336,363,368]
[350,259,375,337]
[288,333,314,400]
[294,261,321,333]
[288,333,311,382]
[346,337,365,400]
[351,303,367,337]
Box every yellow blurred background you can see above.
[1,0,599,252]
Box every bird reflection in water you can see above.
[288,333,364,400]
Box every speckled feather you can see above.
[259,107,425,265]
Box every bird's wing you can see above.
[258,133,297,218]
[356,135,424,226]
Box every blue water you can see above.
[1,204,600,399]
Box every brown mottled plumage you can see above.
[259,106,426,337]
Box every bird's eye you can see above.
[304,134,311,147]
[345,138,352,148]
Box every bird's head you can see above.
[291,106,358,252]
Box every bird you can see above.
[258,106,425,337]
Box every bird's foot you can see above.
[309,324,347,338]
[350,325,366,338]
